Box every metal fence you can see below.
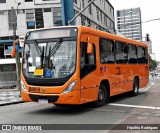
[0,71,17,88]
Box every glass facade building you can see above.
[117,8,142,41]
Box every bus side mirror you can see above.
[87,42,93,54]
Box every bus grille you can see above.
[29,94,59,103]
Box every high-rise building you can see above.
[146,41,152,54]
[116,7,142,41]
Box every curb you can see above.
[0,89,19,92]
[0,100,23,107]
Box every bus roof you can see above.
[26,26,147,48]
[78,26,147,48]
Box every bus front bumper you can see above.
[21,90,81,105]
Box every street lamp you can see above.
[17,2,21,14]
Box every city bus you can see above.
[20,26,149,107]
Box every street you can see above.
[0,75,160,132]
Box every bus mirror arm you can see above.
[87,42,93,54]
[26,52,29,61]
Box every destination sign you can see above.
[27,28,78,40]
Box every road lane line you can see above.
[109,103,160,110]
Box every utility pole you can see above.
[68,0,96,25]
[11,7,16,40]
[11,3,21,96]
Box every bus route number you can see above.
[29,87,40,93]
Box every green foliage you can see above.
[149,55,158,70]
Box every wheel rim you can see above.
[134,82,138,93]
[98,89,104,102]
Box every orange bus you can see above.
[21,26,149,107]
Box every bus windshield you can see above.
[22,39,77,79]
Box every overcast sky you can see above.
[110,0,160,61]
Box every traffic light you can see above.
[146,33,150,42]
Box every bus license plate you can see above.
[38,99,48,104]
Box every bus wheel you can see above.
[132,79,139,96]
[94,84,108,107]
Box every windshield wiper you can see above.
[49,38,63,57]
[46,38,63,69]
[41,46,44,68]
[34,42,43,57]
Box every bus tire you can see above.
[94,84,108,107]
[132,78,139,96]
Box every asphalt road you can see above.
[0,75,160,133]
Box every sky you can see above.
[110,0,160,61]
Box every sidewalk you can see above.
[0,88,23,106]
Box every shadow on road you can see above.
[26,103,96,115]
[26,90,149,115]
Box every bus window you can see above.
[115,42,127,64]
[99,38,115,64]
[80,42,96,78]
[138,47,146,64]
[128,44,137,64]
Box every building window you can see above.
[35,8,44,29]
[17,9,25,14]
[82,0,85,8]
[0,0,6,3]
[96,7,99,21]
[44,8,51,12]
[81,15,86,26]
[100,11,103,22]
[87,18,91,26]
[104,15,107,27]
[8,10,16,30]
[0,10,7,15]
[25,0,33,2]
[74,0,77,4]
[26,9,35,29]
[53,7,62,26]
[88,0,92,15]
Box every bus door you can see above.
[80,41,98,103]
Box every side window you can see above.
[99,38,115,64]
[138,47,146,64]
[115,42,127,64]
[128,44,137,64]
[80,42,96,78]
[145,48,148,64]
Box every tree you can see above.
[149,55,158,71]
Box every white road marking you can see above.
[109,103,160,110]
[139,82,155,93]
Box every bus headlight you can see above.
[21,81,28,92]
[63,80,77,94]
